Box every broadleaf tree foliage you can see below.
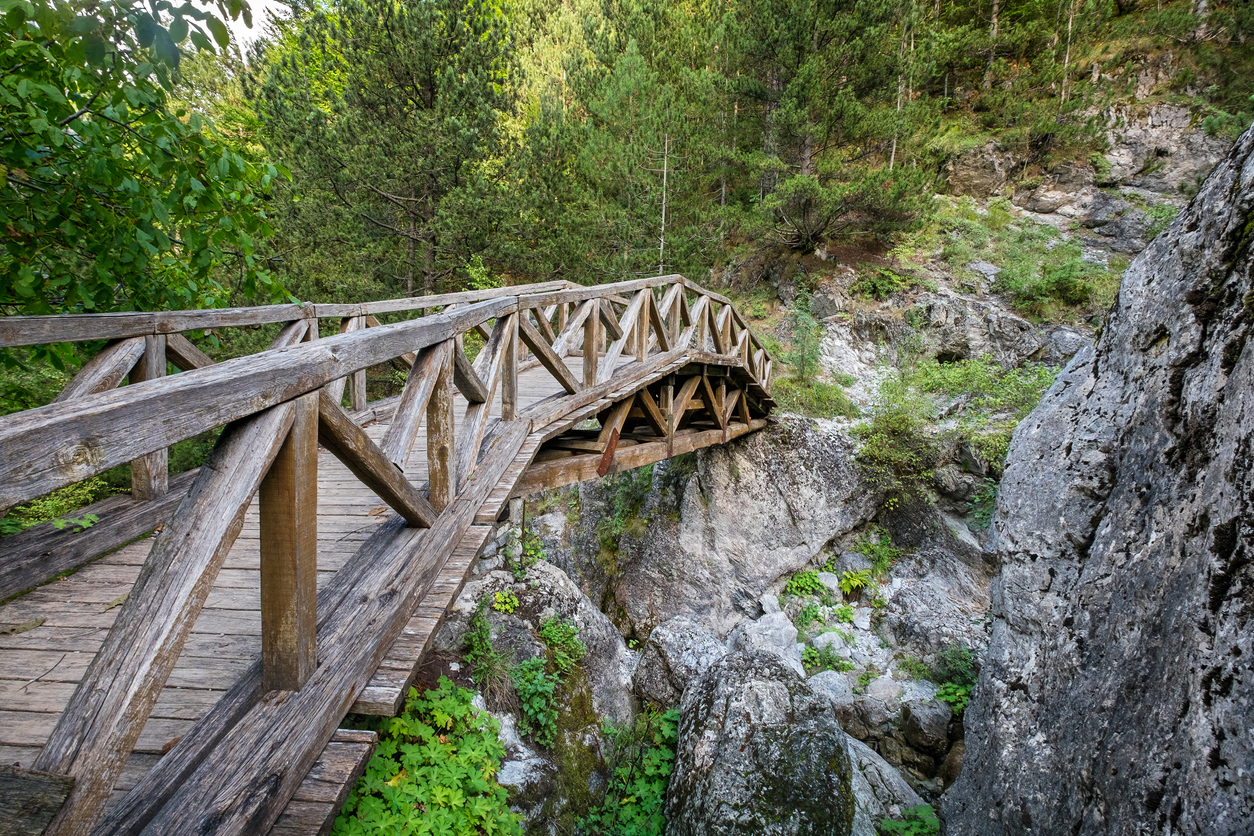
[0,0,286,327]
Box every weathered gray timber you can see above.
[0,274,776,836]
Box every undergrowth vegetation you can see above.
[331,678,521,836]
[579,707,680,836]
[596,466,655,577]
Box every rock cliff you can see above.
[943,124,1254,832]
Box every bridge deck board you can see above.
[0,337,769,834]
[0,358,594,831]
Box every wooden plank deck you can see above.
[0,359,594,833]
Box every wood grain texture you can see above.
[379,342,450,469]
[137,422,530,836]
[33,403,296,836]
[164,334,214,372]
[452,339,488,404]
[0,297,513,510]
[317,391,436,529]
[517,317,580,395]
[454,316,512,486]
[0,306,313,350]
[260,393,319,692]
[0,764,74,836]
[128,337,168,501]
[53,339,146,405]
[427,351,455,510]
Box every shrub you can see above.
[463,604,517,712]
[880,803,940,835]
[784,570,825,599]
[579,707,680,836]
[932,641,977,688]
[538,616,586,674]
[783,291,824,384]
[508,530,545,582]
[802,644,856,674]
[935,682,972,714]
[850,266,911,300]
[772,378,859,419]
[331,677,522,836]
[851,377,939,499]
[1,476,114,536]
[795,602,824,632]
[513,658,559,747]
[967,479,998,530]
[833,604,855,623]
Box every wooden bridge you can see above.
[0,275,774,836]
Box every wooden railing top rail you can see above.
[0,280,577,348]
[0,274,772,512]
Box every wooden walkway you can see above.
[0,277,774,835]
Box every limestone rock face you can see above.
[551,419,877,640]
[667,650,855,836]
[632,616,727,708]
[944,124,1254,833]
[846,737,925,836]
[944,141,1017,197]
[1103,104,1231,194]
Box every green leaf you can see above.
[206,16,230,49]
[169,16,188,42]
[66,14,96,34]
[152,27,179,67]
[188,28,213,52]
[83,33,106,64]
[135,13,158,47]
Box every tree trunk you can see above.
[983,0,1000,89]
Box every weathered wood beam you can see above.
[597,396,635,449]
[133,421,531,836]
[548,299,595,358]
[708,303,727,354]
[582,301,600,388]
[379,342,451,469]
[0,305,313,349]
[648,288,672,353]
[0,297,514,509]
[502,315,517,421]
[427,348,455,510]
[598,300,624,342]
[514,418,768,496]
[670,376,702,434]
[260,393,319,692]
[0,469,197,603]
[454,316,512,485]
[128,336,168,501]
[721,389,742,437]
[52,338,146,404]
[347,318,368,411]
[635,387,668,438]
[33,402,297,836]
[164,333,214,372]
[452,339,488,404]
[598,291,647,384]
[523,274,682,309]
[0,764,75,836]
[517,317,580,395]
[323,317,360,406]
[532,306,556,344]
[317,390,436,529]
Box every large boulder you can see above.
[944,141,1018,197]
[667,650,856,836]
[944,125,1254,832]
[632,616,727,708]
[728,611,805,677]
[846,737,926,836]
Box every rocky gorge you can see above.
[406,116,1251,836]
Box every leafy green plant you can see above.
[332,677,522,836]
[935,682,972,714]
[898,656,932,681]
[852,377,939,500]
[783,291,824,384]
[838,569,872,597]
[802,644,855,674]
[784,570,824,599]
[492,590,519,614]
[794,603,824,633]
[932,641,977,689]
[880,803,940,835]
[579,707,680,836]
[967,479,998,530]
[1,477,115,537]
[512,657,559,747]
[851,528,904,577]
[833,605,855,623]
[772,377,859,419]
[463,603,516,711]
[508,531,545,582]
[850,266,911,300]
[538,616,586,675]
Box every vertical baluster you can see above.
[260,392,319,692]
[349,315,367,410]
[428,342,455,508]
[583,300,600,387]
[130,335,168,500]
[502,314,517,421]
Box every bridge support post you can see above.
[260,392,319,692]
[129,335,168,500]
[583,300,600,387]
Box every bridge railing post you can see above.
[260,392,320,692]
[129,335,169,500]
